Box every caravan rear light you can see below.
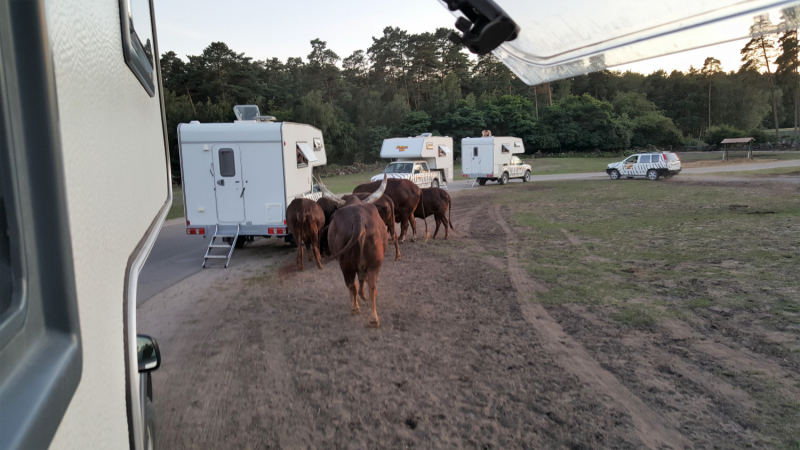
[268,227,274,234]
[187,220,191,225]
[186,227,205,235]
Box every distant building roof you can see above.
[720,137,754,144]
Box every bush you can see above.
[703,125,746,145]
[630,112,683,147]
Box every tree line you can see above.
[161,24,800,179]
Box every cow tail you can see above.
[294,209,304,248]
[420,190,429,241]
[448,195,454,230]
[327,220,366,261]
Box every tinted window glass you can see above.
[473,147,478,157]
[385,163,412,174]
[640,155,651,163]
[666,153,678,161]
[420,162,429,172]
[219,149,235,177]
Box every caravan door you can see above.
[213,144,246,223]
[471,145,494,176]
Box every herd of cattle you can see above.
[285,175,454,328]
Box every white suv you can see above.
[606,152,681,180]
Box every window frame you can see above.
[0,1,83,447]
[218,148,236,177]
[119,0,156,96]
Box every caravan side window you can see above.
[501,144,510,154]
[218,149,236,177]
[473,147,478,157]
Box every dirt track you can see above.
[139,180,797,449]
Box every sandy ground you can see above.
[139,179,798,449]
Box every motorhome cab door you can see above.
[213,144,245,223]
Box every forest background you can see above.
[161,25,800,182]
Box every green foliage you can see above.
[631,112,683,147]
[540,95,632,150]
[160,27,789,176]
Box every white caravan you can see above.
[370,134,453,189]
[178,108,327,267]
[0,0,168,449]
[461,136,532,185]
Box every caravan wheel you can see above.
[431,179,439,189]
[478,178,486,186]
[499,172,509,185]
[522,170,531,182]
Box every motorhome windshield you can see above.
[384,162,412,174]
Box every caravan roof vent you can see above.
[254,115,276,122]
[419,132,433,137]
[233,105,260,121]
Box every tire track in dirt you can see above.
[490,204,691,450]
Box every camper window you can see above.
[120,0,156,96]
[473,147,478,157]
[313,137,322,150]
[296,146,308,168]
[219,149,236,176]
[501,144,510,154]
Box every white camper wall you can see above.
[45,0,169,448]
[180,141,217,227]
[240,142,286,225]
[281,124,324,202]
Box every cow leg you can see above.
[398,216,408,243]
[433,216,442,239]
[313,243,323,270]
[307,242,314,262]
[358,276,367,306]
[366,271,380,328]
[443,216,450,240]
[296,238,304,270]
[344,270,359,315]
[409,215,418,242]
[390,225,401,261]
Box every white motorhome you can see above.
[0,0,168,449]
[370,134,453,189]
[461,136,532,185]
[178,107,327,267]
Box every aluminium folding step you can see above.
[202,224,239,268]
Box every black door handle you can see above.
[217,179,224,186]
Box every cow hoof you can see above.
[366,320,380,328]
[351,308,360,315]
[395,256,402,261]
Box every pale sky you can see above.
[154,0,751,76]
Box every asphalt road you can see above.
[137,158,800,304]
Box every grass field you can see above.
[493,178,800,447]
[167,186,184,220]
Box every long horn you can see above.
[316,176,345,206]
[363,174,388,204]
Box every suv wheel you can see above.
[478,178,486,186]
[609,169,620,180]
[499,172,509,185]
[522,170,531,182]
[647,169,659,181]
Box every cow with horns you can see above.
[352,178,427,243]
[414,188,454,239]
[318,175,389,327]
[285,198,326,270]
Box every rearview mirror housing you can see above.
[137,334,161,372]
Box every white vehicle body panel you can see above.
[41,0,171,448]
[371,136,454,187]
[607,153,681,178]
[179,122,326,236]
[461,137,531,179]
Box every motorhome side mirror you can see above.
[137,335,161,372]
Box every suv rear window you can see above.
[666,153,678,161]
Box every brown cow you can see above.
[353,178,428,243]
[285,198,326,270]
[319,175,389,327]
[414,188,454,239]
[316,196,339,226]
[317,192,400,261]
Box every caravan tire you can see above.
[478,178,486,186]
[234,236,247,249]
[522,170,531,182]
[499,172,509,185]
[431,179,439,189]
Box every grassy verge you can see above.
[501,178,800,447]
[686,167,800,177]
[167,186,184,220]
